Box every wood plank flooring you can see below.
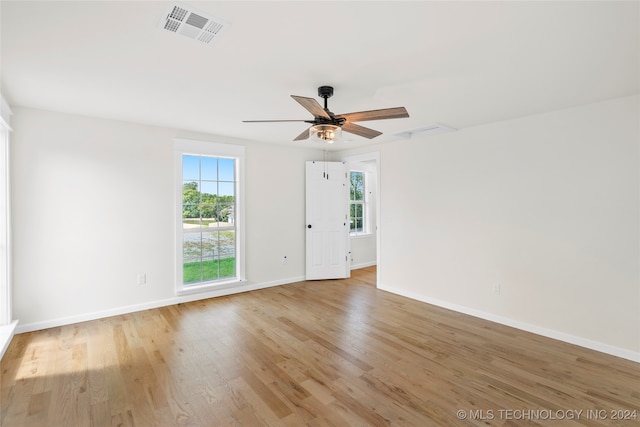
[1,267,639,426]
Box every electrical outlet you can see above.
[493,283,501,295]
[138,273,147,286]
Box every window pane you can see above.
[220,256,235,279]
[220,230,235,278]
[201,231,218,281]
[202,257,219,281]
[351,172,364,201]
[183,262,201,284]
[183,156,200,180]
[218,158,235,181]
[217,201,234,223]
[201,157,218,181]
[183,181,200,205]
[200,181,217,198]
[183,233,202,261]
[201,231,216,257]
[219,230,235,257]
[183,215,200,229]
[354,203,363,218]
[183,201,200,217]
[200,204,216,226]
[183,232,202,284]
[218,182,234,197]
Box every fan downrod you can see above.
[318,86,334,110]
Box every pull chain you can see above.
[323,149,328,179]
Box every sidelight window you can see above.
[349,171,367,235]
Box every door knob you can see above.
[307,224,312,229]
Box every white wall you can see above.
[375,95,640,360]
[10,107,323,330]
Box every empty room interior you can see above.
[0,1,639,426]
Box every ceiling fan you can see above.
[243,86,409,143]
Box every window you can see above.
[175,139,244,294]
[350,171,367,235]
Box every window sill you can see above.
[350,233,374,239]
[176,278,245,296]
[0,320,18,360]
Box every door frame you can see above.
[341,151,380,287]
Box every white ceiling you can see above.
[1,1,638,150]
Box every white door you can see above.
[305,161,350,280]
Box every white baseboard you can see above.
[0,320,18,360]
[378,284,640,364]
[15,276,305,335]
[350,261,376,270]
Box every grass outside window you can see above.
[183,257,235,284]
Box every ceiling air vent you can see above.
[394,123,456,139]
[159,2,230,45]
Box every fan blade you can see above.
[294,127,311,141]
[342,122,382,139]
[291,95,331,119]
[338,107,409,123]
[243,119,309,122]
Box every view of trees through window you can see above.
[182,155,236,285]
[350,171,365,234]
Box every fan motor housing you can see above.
[308,116,346,126]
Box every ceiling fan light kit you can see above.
[309,124,341,143]
[243,86,409,143]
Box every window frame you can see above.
[174,138,245,295]
[0,96,12,326]
[349,170,370,237]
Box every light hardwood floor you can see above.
[1,267,639,426]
